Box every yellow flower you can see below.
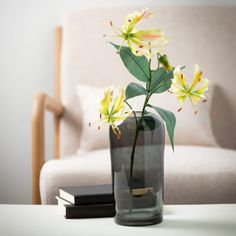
[98,86,131,138]
[170,65,208,112]
[108,8,167,57]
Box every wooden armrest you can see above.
[32,92,63,204]
[32,92,63,116]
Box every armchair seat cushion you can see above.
[40,146,236,205]
[40,149,112,204]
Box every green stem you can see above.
[125,100,137,126]
[146,56,152,91]
[157,53,160,69]
[128,48,153,213]
[128,95,150,214]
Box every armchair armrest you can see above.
[32,92,63,204]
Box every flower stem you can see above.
[125,100,138,126]
[129,96,150,188]
[157,53,160,69]
[128,51,153,213]
[128,96,149,213]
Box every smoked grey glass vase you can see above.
[110,112,165,226]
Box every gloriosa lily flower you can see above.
[108,8,168,57]
[98,86,131,138]
[170,65,208,113]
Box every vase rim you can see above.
[131,111,154,116]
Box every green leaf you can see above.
[153,80,172,93]
[110,42,149,82]
[125,82,148,100]
[151,68,166,90]
[110,42,120,50]
[148,104,176,151]
[143,116,156,130]
[150,68,174,94]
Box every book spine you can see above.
[74,194,114,206]
[65,204,115,219]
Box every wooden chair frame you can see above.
[32,27,63,204]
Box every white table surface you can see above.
[0,204,235,236]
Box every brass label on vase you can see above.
[132,187,154,196]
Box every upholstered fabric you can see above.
[75,85,109,154]
[40,149,112,204]
[75,84,217,153]
[40,145,236,205]
[60,6,236,157]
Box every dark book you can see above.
[58,184,114,205]
[56,196,115,219]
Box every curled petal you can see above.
[127,35,166,57]
[112,87,125,114]
[127,38,150,56]
[99,88,113,115]
[134,29,165,41]
[124,8,154,32]
[173,66,188,89]
[176,95,187,105]
[189,64,203,90]
[194,78,209,95]
[113,111,132,122]
[190,92,207,104]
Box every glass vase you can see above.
[109,112,165,226]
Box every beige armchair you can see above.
[32,28,64,204]
[32,6,236,205]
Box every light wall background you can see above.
[0,0,235,204]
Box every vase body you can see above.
[109,112,165,226]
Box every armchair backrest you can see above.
[59,6,236,157]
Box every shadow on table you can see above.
[149,218,236,233]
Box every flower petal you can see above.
[134,29,165,41]
[189,64,203,90]
[99,88,113,115]
[124,8,154,32]
[112,87,125,114]
[176,95,187,104]
[173,66,188,89]
[190,94,203,104]
[194,78,209,95]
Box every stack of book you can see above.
[56,184,115,219]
